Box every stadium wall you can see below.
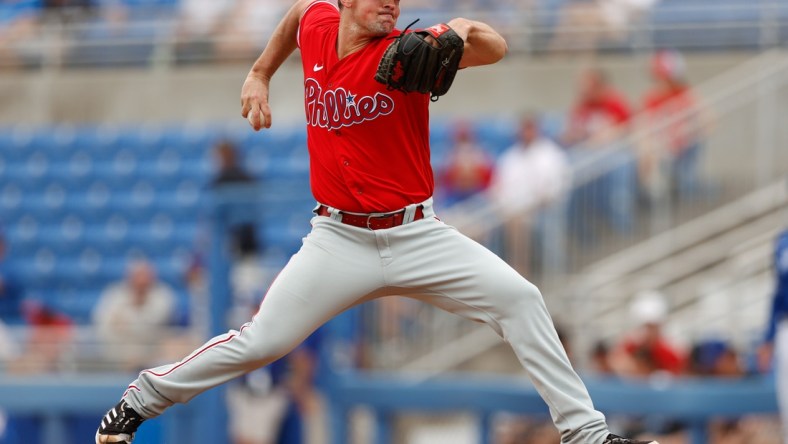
[0,53,756,126]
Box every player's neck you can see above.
[337,22,378,60]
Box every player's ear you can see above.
[339,0,351,9]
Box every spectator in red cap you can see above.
[7,300,73,374]
[439,121,494,206]
[563,68,637,239]
[638,49,710,205]
[610,291,685,377]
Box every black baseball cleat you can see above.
[603,434,660,444]
[95,400,145,444]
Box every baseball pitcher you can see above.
[96,1,658,443]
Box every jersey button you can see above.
[343,160,350,166]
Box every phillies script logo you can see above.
[304,78,395,130]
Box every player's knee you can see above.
[487,278,544,318]
[522,281,543,302]
[507,280,544,309]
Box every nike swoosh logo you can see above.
[313,63,324,72]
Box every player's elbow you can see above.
[467,36,508,67]
[491,36,508,64]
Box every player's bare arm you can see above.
[241,0,314,131]
[447,18,508,68]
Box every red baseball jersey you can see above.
[297,1,433,213]
[642,86,699,154]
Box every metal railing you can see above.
[0,324,203,374]
[364,50,788,373]
[326,372,779,444]
[0,371,778,444]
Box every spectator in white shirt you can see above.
[93,259,176,371]
[490,115,571,276]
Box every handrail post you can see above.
[688,419,709,444]
[374,409,393,444]
[42,413,67,444]
[329,400,349,444]
[479,411,494,444]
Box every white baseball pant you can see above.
[122,198,609,444]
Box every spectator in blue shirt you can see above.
[758,227,788,444]
[761,229,788,358]
[227,328,325,444]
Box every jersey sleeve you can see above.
[297,0,340,49]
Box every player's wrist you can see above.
[246,70,272,85]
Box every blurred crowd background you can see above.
[0,0,786,67]
[1,0,788,443]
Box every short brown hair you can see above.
[338,1,343,9]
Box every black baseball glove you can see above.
[375,21,465,102]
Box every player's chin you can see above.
[369,20,395,36]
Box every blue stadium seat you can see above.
[24,127,84,163]
[159,125,220,160]
[15,192,69,223]
[0,184,26,218]
[0,127,36,164]
[539,111,566,143]
[475,117,518,155]
[0,124,357,324]
[75,126,126,162]
[54,288,103,324]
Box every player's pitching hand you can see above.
[241,74,272,131]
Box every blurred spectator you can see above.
[757,227,788,443]
[563,68,636,239]
[0,0,42,69]
[637,49,708,205]
[7,300,73,374]
[549,0,659,53]
[549,0,610,53]
[174,0,286,64]
[213,0,287,63]
[563,68,631,149]
[42,0,93,9]
[610,291,684,378]
[0,318,18,367]
[210,139,264,260]
[173,0,232,63]
[211,140,257,186]
[65,0,175,67]
[42,0,94,17]
[683,339,770,444]
[228,329,325,444]
[92,259,176,372]
[687,339,744,378]
[489,114,571,276]
[493,414,559,444]
[226,228,269,331]
[0,231,24,325]
[438,122,494,206]
[598,0,659,44]
[590,340,615,376]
